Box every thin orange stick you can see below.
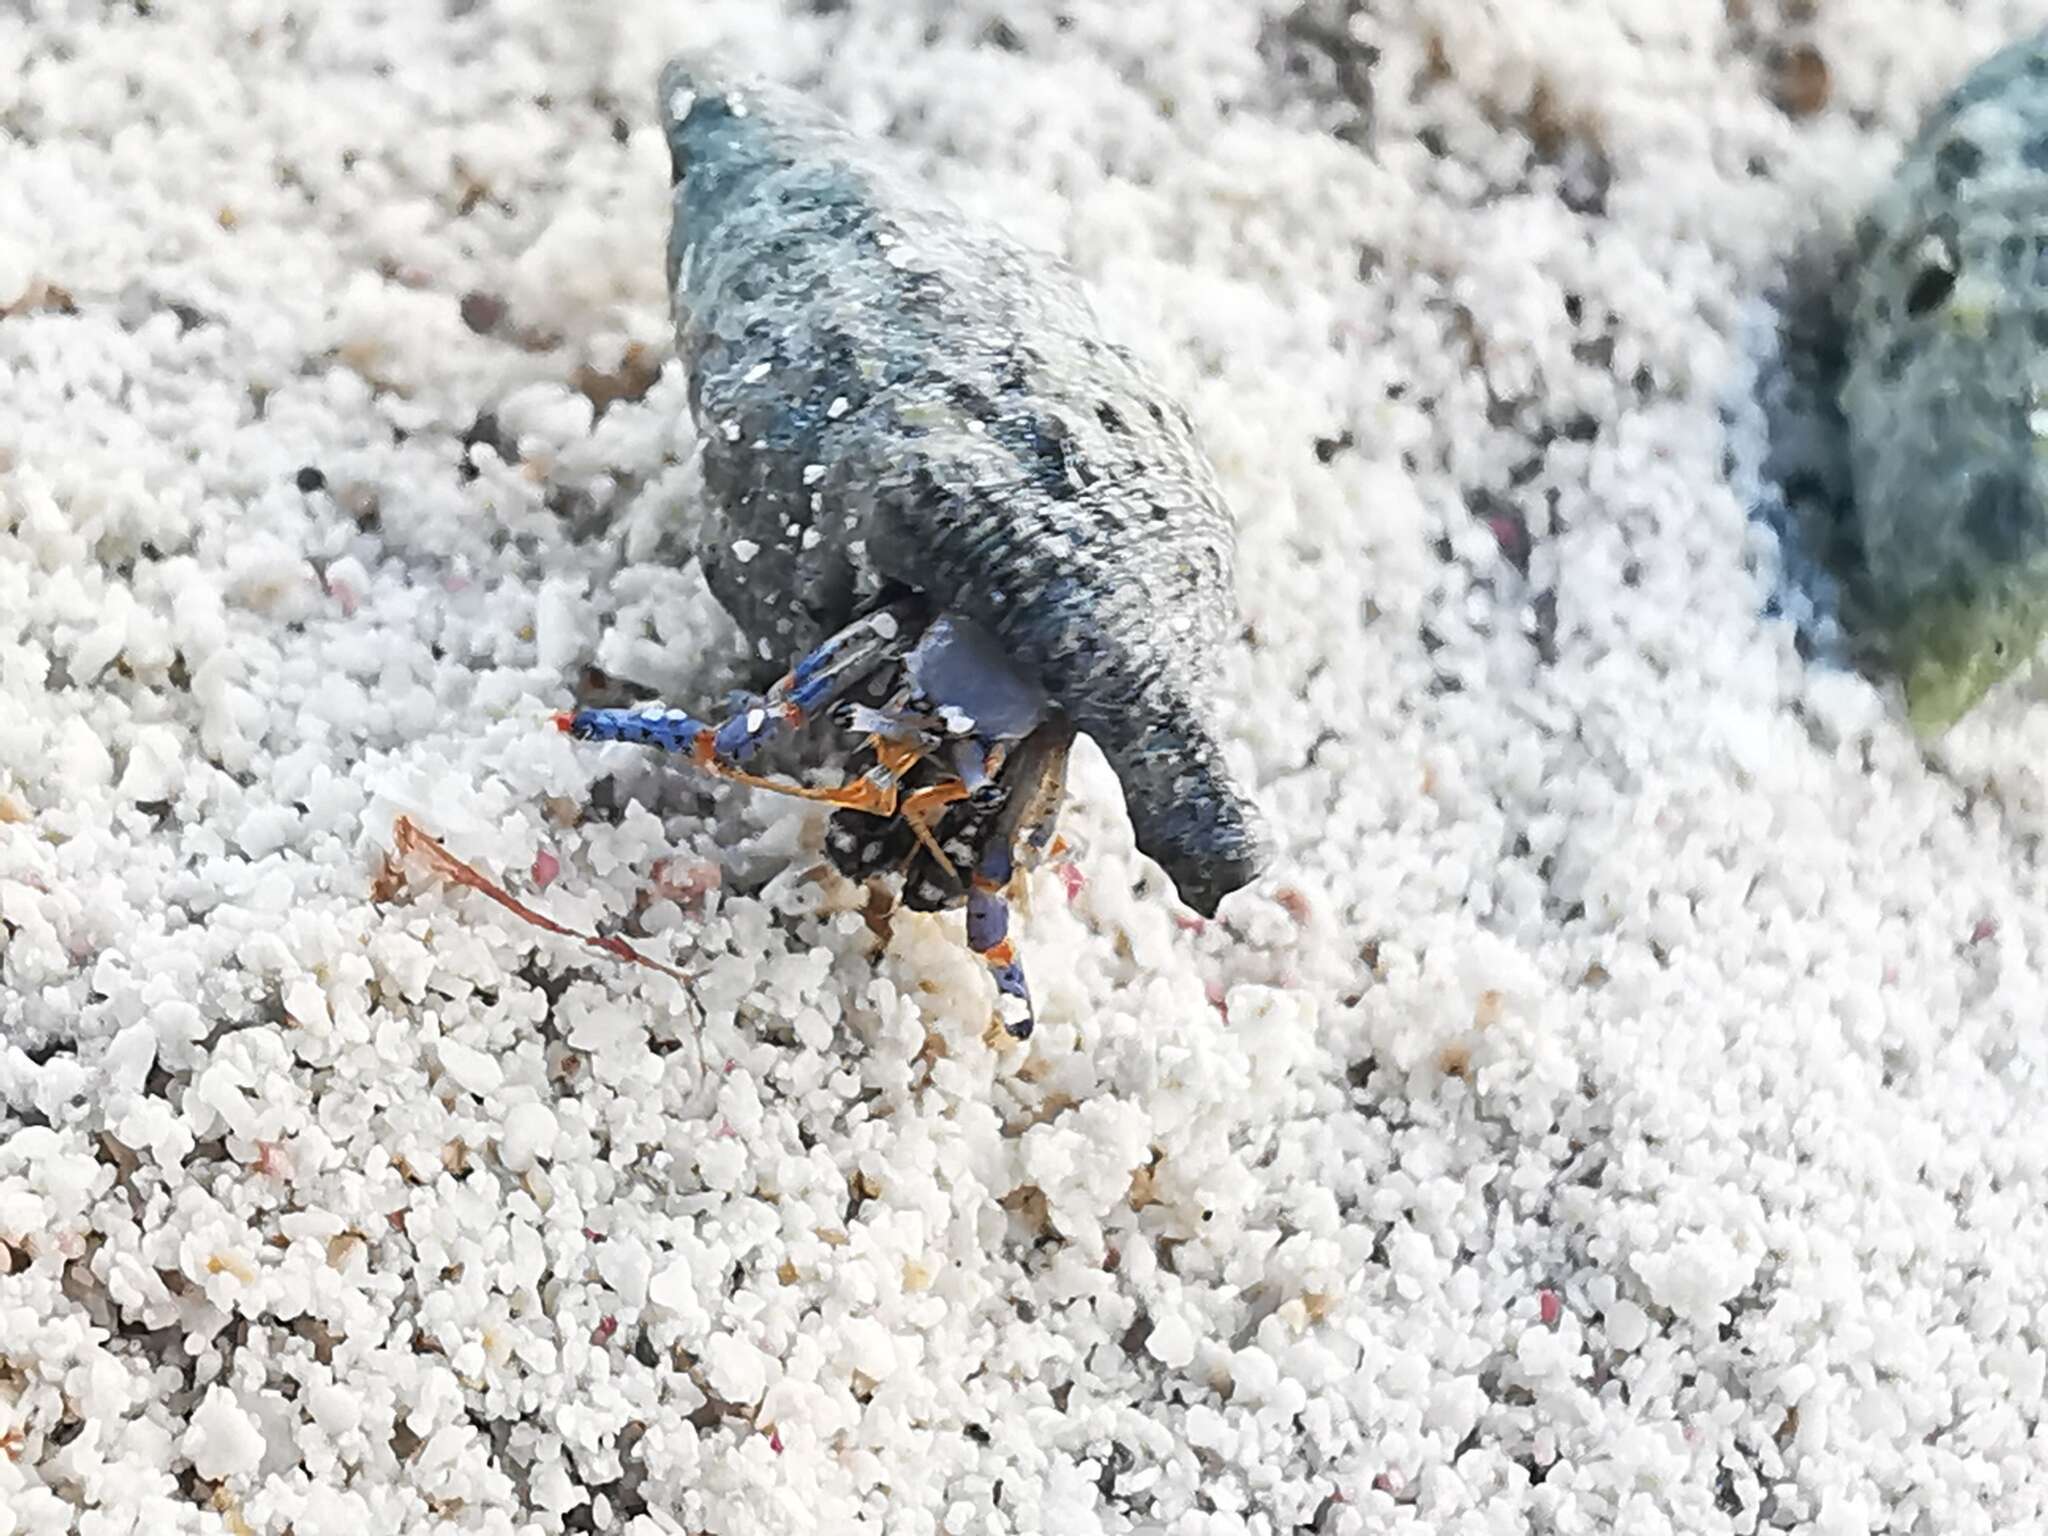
[386,815,691,985]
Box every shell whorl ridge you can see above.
[657,57,1269,914]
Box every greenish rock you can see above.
[1842,27,2048,734]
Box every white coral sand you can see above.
[6,2,2048,1533]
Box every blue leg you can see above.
[967,841,1034,1039]
[557,598,926,771]
[555,702,720,757]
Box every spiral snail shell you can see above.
[656,56,1270,914]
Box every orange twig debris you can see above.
[384,815,691,986]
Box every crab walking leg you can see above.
[555,699,909,814]
[721,596,928,761]
[882,739,1009,885]
[557,677,939,820]
[967,844,1032,1035]
[897,777,974,879]
[557,602,926,788]
[558,597,928,768]
[963,717,1078,1039]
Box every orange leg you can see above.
[673,734,905,815]
[897,779,972,877]
[873,737,926,781]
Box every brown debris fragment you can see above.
[571,343,662,415]
[1,279,76,318]
[1127,1150,1165,1212]
[459,289,508,335]
[1771,42,1830,119]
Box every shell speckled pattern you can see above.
[658,57,1270,916]
[1842,27,2048,735]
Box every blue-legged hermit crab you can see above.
[557,58,1270,1036]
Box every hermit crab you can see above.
[558,57,1270,1035]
